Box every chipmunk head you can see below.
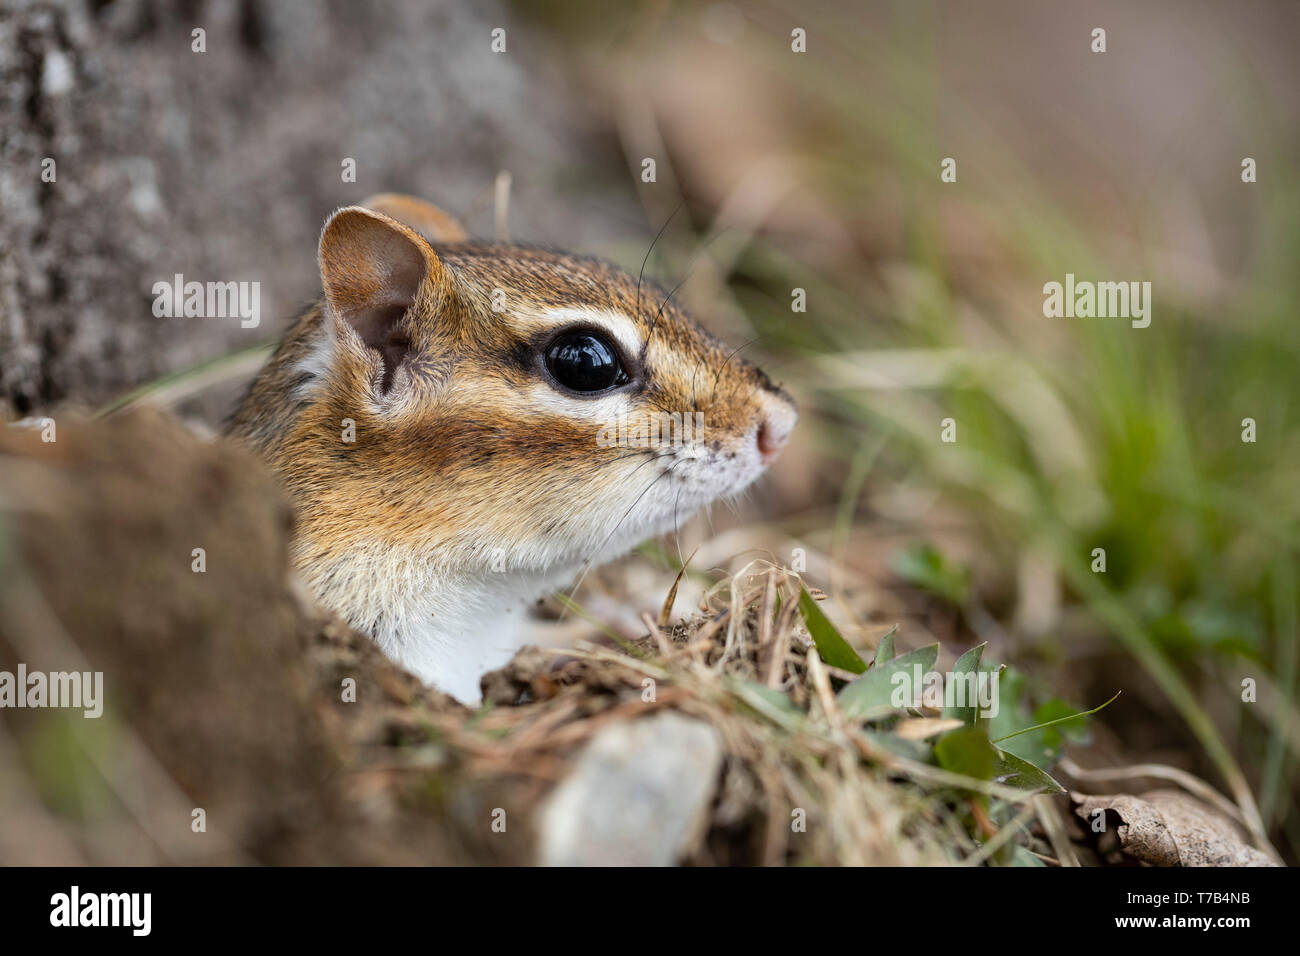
[280,199,796,579]
[229,194,796,698]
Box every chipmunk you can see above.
[226,193,796,702]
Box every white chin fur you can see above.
[381,604,532,704]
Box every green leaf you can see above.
[994,693,1117,744]
[798,588,867,674]
[982,665,1070,770]
[837,643,939,721]
[934,726,996,783]
[942,642,987,726]
[983,666,1028,744]
[992,748,1064,793]
[731,680,804,731]
[870,625,899,668]
[992,690,1118,772]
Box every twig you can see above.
[1033,793,1080,867]
[640,611,672,658]
[805,641,845,736]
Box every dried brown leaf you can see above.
[1072,789,1277,867]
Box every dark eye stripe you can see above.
[544,331,629,394]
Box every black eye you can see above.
[544,330,630,393]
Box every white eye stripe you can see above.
[523,383,635,423]
[516,307,643,359]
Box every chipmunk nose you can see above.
[755,392,797,464]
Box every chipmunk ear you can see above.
[319,206,446,391]
[361,193,468,242]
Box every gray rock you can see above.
[537,710,724,866]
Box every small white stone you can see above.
[41,49,75,97]
[537,711,723,866]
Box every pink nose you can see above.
[756,394,797,464]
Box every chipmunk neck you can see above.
[294,537,577,702]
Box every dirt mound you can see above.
[0,411,519,863]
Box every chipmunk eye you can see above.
[544,330,629,393]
